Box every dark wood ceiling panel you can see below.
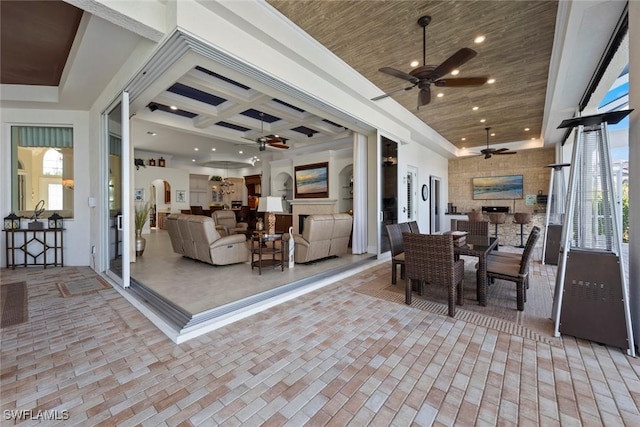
[268,0,558,148]
[1,0,83,86]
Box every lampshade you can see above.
[257,196,284,213]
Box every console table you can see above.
[4,229,64,269]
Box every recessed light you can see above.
[461,137,466,141]
[211,148,216,151]
[170,105,178,110]
[194,148,199,151]
[524,127,530,131]
[410,60,419,67]
[461,147,466,150]
[146,131,157,136]
[256,158,261,162]
[451,69,460,76]
[474,35,486,44]
[191,159,196,162]
[491,133,496,137]
[472,106,479,111]
[238,150,243,154]
[480,119,486,123]
[531,137,536,140]
[437,93,444,98]
[487,78,496,84]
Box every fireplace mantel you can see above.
[289,199,338,205]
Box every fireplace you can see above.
[298,214,309,234]
[289,199,338,234]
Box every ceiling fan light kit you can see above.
[372,15,488,108]
[244,112,290,151]
[478,127,517,159]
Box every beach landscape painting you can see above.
[295,162,329,198]
[473,175,523,200]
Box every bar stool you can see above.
[513,212,532,248]
[467,210,484,222]
[488,212,506,239]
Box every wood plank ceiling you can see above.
[268,0,559,149]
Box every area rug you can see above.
[56,276,111,298]
[355,257,562,347]
[1,282,28,328]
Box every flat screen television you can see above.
[472,175,523,200]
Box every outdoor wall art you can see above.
[472,175,523,200]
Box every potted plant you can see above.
[134,202,152,256]
[209,175,222,182]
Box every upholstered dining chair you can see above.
[485,227,540,311]
[385,223,405,285]
[407,221,420,233]
[456,220,490,236]
[403,233,465,317]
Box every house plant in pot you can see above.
[134,202,152,256]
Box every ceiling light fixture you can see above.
[480,119,486,123]
[194,148,199,151]
[451,69,460,76]
[474,35,486,44]
[472,106,479,111]
[487,78,496,84]
[169,105,178,110]
[491,133,496,136]
[410,60,419,67]
[146,131,157,136]
[461,137,466,141]
[238,150,243,154]
[437,93,444,98]
[211,148,216,151]
[191,159,196,162]
[524,127,530,131]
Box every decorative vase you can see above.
[256,218,264,231]
[135,229,146,256]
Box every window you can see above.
[42,149,63,176]
[11,126,74,218]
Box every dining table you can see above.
[452,234,499,306]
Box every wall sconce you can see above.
[62,179,74,190]
[4,212,21,230]
[48,212,64,229]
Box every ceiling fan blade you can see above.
[379,67,419,83]
[418,87,431,107]
[494,147,510,153]
[268,142,290,149]
[495,151,517,155]
[371,84,416,101]
[427,47,478,81]
[433,77,488,87]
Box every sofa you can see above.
[166,214,249,265]
[212,210,248,236]
[294,213,353,263]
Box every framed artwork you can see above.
[472,175,523,200]
[294,162,329,199]
[134,188,144,201]
[176,190,186,203]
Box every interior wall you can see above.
[448,147,555,214]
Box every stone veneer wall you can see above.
[448,147,555,215]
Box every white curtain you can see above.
[352,132,368,253]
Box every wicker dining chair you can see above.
[403,232,465,317]
[385,223,405,285]
[456,220,490,236]
[398,222,411,234]
[489,226,541,262]
[407,221,420,233]
[485,227,540,311]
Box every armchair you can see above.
[212,210,248,236]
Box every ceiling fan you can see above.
[372,15,488,108]
[244,112,290,151]
[478,127,517,159]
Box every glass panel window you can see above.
[11,126,74,218]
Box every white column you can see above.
[351,132,368,254]
[629,0,639,350]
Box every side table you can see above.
[250,232,284,275]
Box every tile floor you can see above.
[1,252,639,426]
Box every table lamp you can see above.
[257,196,284,235]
